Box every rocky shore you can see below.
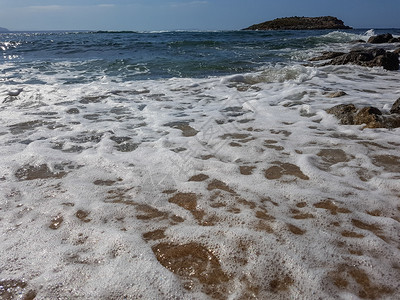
[326,99,400,129]
[243,16,352,31]
[310,48,399,71]
[310,34,400,70]
[318,33,400,128]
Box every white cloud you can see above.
[27,4,116,12]
[169,1,208,8]
[27,5,65,11]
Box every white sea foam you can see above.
[0,60,400,299]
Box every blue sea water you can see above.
[2,28,399,81]
[0,29,400,299]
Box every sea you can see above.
[0,29,400,299]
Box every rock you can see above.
[389,38,400,43]
[383,115,400,129]
[66,108,80,114]
[353,107,383,128]
[390,98,400,114]
[309,52,346,61]
[331,49,383,64]
[349,39,366,44]
[393,48,400,55]
[367,33,400,44]
[369,48,387,57]
[326,100,400,129]
[242,16,352,31]
[312,48,399,71]
[326,91,347,98]
[370,51,400,71]
[368,33,394,43]
[326,104,357,125]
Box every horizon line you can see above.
[2,27,400,33]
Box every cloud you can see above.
[23,3,118,15]
[27,5,65,11]
[169,1,208,8]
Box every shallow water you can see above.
[0,29,400,299]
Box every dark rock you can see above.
[367,33,400,44]
[369,48,386,57]
[327,101,400,129]
[330,51,372,64]
[368,33,393,44]
[243,16,352,31]
[394,48,400,55]
[66,108,80,114]
[349,39,367,44]
[390,98,400,114]
[353,107,383,128]
[326,104,357,125]
[383,115,400,129]
[370,51,399,71]
[309,52,346,61]
[312,48,399,71]
[389,38,400,43]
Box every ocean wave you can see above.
[223,64,318,85]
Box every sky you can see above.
[0,0,399,31]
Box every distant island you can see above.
[0,26,9,32]
[243,16,352,30]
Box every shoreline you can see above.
[0,29,399,299]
